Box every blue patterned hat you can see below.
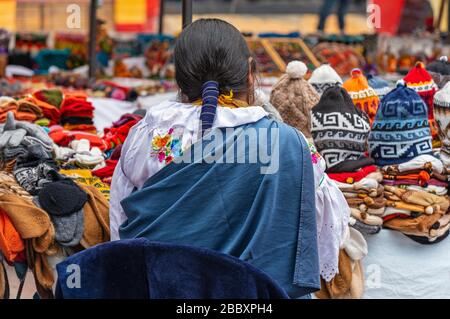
[368,82,432,166]
[367,74,391,100]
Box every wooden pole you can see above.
[159,0,165,34]
[182,0,193,29]
[88,0,98,80]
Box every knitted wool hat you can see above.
[343,68,380,125]
[404,62,438,138]
[427,56,450,89]
[32,89,63,109]
[311,86,370,170]
[308,64,343,95]
[38,178,87,216]
[433,82,450,167]
[367,74,391,100]
[270,61,320,138]
[33,197,84,247]
[368,82,432,166]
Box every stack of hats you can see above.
[426,56,450,89]
[270,61,320,138]
[60,94,96,134]
[368,83,450,243]
[367,74,392,101]
[403,62,439,141]
[369,82,433,166]
[381,156,450,244]
[308,64,343,95]
[332,170,385,235]
[343,68,380,125]
[434,82,450,168]
[312,86,383,235]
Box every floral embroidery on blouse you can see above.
[308,142,322,165]
[151,128,183,164]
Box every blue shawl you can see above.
[120,117,320,298]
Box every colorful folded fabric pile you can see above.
[0,95,113,298]
[60,94,96,134]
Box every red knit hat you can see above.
[404,62,439,139]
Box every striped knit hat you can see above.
[368,82,432,166]
[427,56,450,89]
[404,62,438,139]
[311,86,370,170]
[308,64,343,95]
[433,82,450,167]
[343,68,380,125]
[367,74,391,101]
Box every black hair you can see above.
[174,18,255,102]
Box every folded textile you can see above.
[383,212,446,239]
[0,208,25,263]
[17,99,44,118]
[31,97,60,126]
[383,154,444,175]
[325,157,375,173]
[63,124,97,134]
[350,208,383,226]
[49,126,107,150]
[382,178,448,188]
[60,95,94,119]
[103,120,139,150]
[328,165,378,184]
[384,185,449,214]
[32,89,63,109]
[77,184,110,248]
[61,116,93,125]
[112,113,143,128]
[397,184,448,196]
[349,217,381,235]
[91,159,118,180]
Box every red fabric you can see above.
[92,160,118,178]
[328,165,378,184]
[382,213,411,222]
[60,95,95,118]
[49,125,107,150]
[103,120,138,150]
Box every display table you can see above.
[362,229,450,299]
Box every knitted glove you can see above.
[0,112,27,149]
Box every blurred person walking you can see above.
[317,0,350,35]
